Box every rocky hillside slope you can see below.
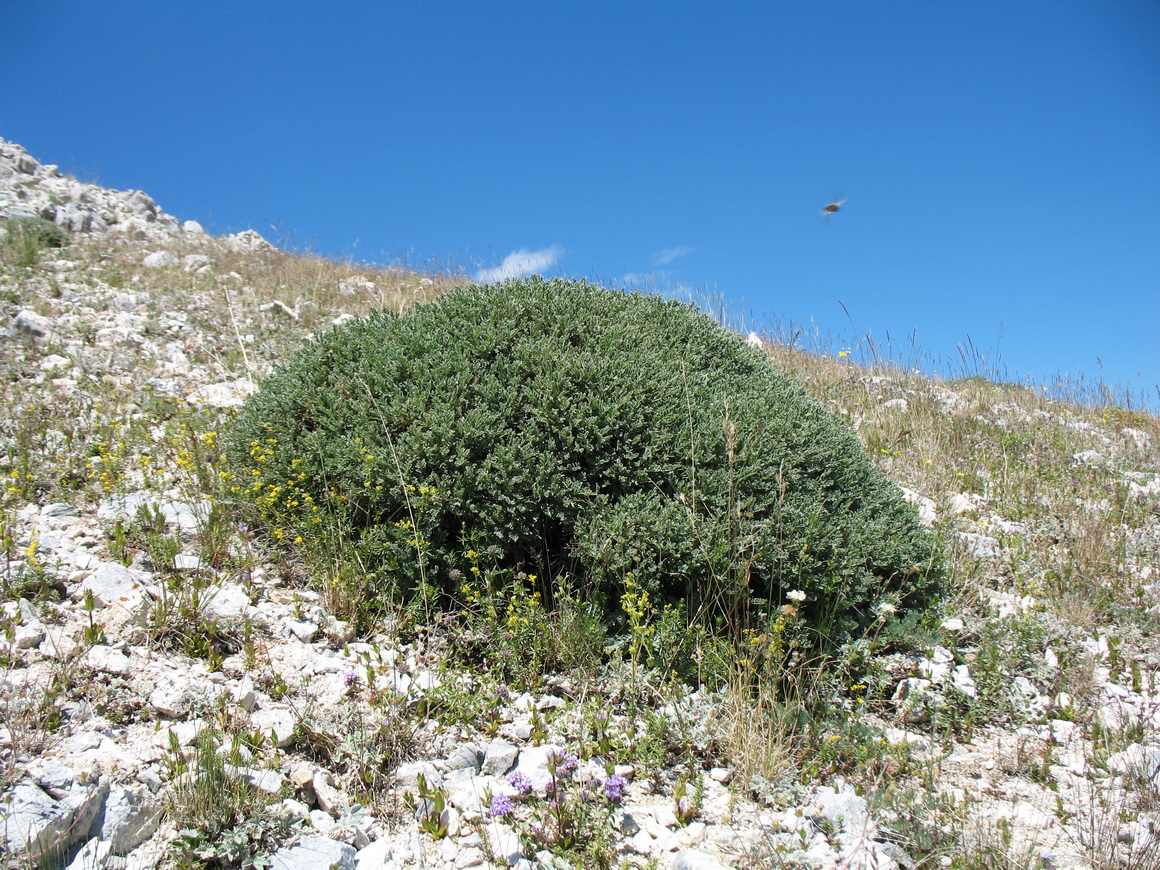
[1,137,1158,870]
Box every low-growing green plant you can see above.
[672,773,704,825]
[0,522,62,602]
[144,567,240,670]
[1,216,69,267]
[226,278,939,663]
[165,729,300,869]
[406,773,450,839]
[293,698,416,800]
[446,542,606,688]
[485,750,621,869]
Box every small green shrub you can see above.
[2,216,69,266]
[166,729,299,868]
[225,278,937,647]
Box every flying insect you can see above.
[822,197,846,219]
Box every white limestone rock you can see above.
[354,835,400,869]
[672,849,730,870]
[225,765,286,795]
[185,378,257,408]
[481,740,519,776]
[11,309,62,342]
[946,492,982,516]
[251,705,298,748]
[147,670,223,719]
[312,769,349,817]
[0,778,109,863]
[142,250,178,269]
[268,834,357,870]
[1106,743,1160,780]
[203,582,253,621]
[77,561,150,611]
[97,784,161,853]
[395,761,442,792]
[84,644,132,676]
[97,492,207,537]
[900,487,938,527]
[226,229,276,253]
[66,837,112,870]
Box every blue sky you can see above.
[3,2,1157,404]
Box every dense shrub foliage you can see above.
[225,278,938,643]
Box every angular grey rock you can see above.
[185,378,258,408]
[183,252,212,270]
[55,202,103,232]
[12,600,46,648]
[226,229,276,253]
[900,487,938,527]
[945,493,979,516]
[97,784,161,853]
[1072,450,1106,467]
[268,834,357,870]
[173,553,208,573]
[78,562,150,609]
[224,764,286,795]
[355,836,400,869]
[446,743,483,773]
[0,778,109,863]
[285,619,319,642]
[28,759,75,799]
[142,250,179,268]
[232,675,258,711]
[510,743,561,794]
[673,848,730,869]
[148,673,223,718]
[481,740,519,776]
[97,492,206,536]
[395,760,441,791]
[1107,744,1160,781]
[84,645,132,676]
[810,789,869,833]
[251,705,298,748]
[312,769,349,817]
[11,309,61,342]
[66,837,113,870]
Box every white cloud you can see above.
[650,245,695,266]
[475,245,564,283]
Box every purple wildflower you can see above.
[602,774,627,802]
[488,794,514,817]
[547,749,579,774]
[506,770,534,795]
[343,671,360,688]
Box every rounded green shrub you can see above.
[225,277,937,643]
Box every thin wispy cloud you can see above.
[650,245,695,267]
[475,245,564,283]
